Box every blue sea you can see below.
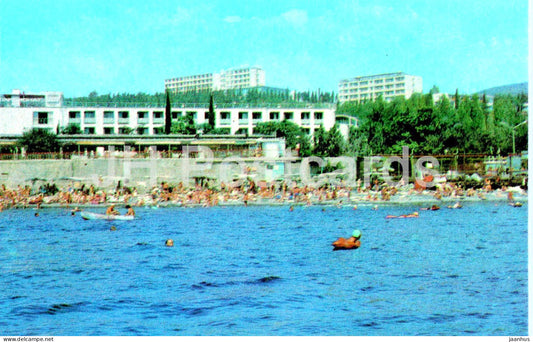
[0,202,528,336]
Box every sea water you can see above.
[0,202,527,336]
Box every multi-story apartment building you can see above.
[0,90,335,137]
[165,67,266,93]
[338,72,423,102]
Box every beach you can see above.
[0,177,527,211]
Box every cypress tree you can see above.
[165,90,172,134]
[208,93,216,127]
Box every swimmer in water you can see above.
[447,202,462,209]
[386,212,419,219]
[165,239,174,247]
[332,230,362,250]
[420,205,440,211]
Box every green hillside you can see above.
[477,82,528,96]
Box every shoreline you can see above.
[8,192,528,210]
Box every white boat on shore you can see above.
[81,211,134,221]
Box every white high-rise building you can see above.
[338,72,423,102]
[165,67,266,93]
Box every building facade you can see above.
[165,66,266,93]
[338,72,423,102]
[0,90,335,137]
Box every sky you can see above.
[0,0,529,97]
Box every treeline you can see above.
[65,88,336,106]
[339,92,528,156]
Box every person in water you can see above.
[165,239,174,247]
[447,201,462,209]
[332,230,362,250]
[420,205,440,211]
[125,204,135,216]
[105,204,120,216]
[386,212,419,219]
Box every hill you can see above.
[477,82,528,96]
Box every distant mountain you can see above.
[477,82,528,96]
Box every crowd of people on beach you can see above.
[0,175,526,212]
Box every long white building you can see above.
[0,90,335,137]
[338,72,422,102]
[165,66,266,93]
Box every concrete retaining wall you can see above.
[0,156,358,192]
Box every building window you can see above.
[103,127,115,135]
[84,111,95,124]
[152,111,164,123]
[153,127,165,135]
[103,111,114,124]
[137,127,149,135]
[314,112,323,121]
[138,111,148,119]
[172,111,181,119]
[84,127,95,134]
[252,112,262,122]
[301,112,310,122]
[284,112,294,120]
[118,111,129,124]
[34,112,49,125]
[69,111,80,119]
[269,112,280,120]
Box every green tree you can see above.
[297,134,313,157]
[165,90,172,134]
[254,120,308,150]
[254,121,279,136]
[61,123,82,135]
[17,129,61,153]
[207,93,216,128]
[312,125,328,156]
[429,85,440,95]
[346,125,368,156]
[170,114,196,134]
[325,124,345,156]
[277,120,305,149]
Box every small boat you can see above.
[510,202,523,207]
[81,211,134,221]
